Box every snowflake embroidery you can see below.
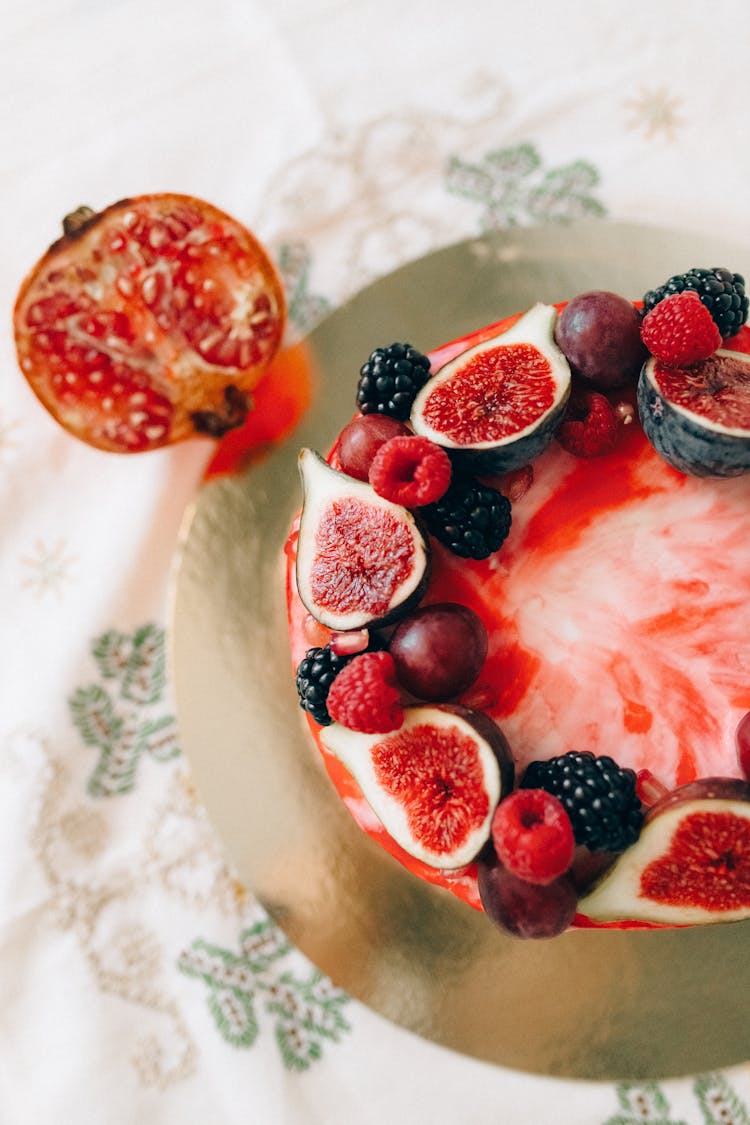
[68,623,180,796]
[0,408,20,462]
[625,86,684,142]
[178,918,351,1069]
[445,142,606,231]
[21,537,78,600]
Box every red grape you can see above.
[388,603,488,701]
[337,415,410,480]
[554,291,647,389]
[477,853,578,938]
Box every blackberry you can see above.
[356,343,431,420]
[520,751,643,853]
[295,637,383,725]
[421,477,512,560]
[643,267,748,340]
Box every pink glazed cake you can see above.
[286,274,750,938]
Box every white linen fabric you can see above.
[2,1,750,1121]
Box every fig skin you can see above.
[436,703,515,797]
[644,776,750,821]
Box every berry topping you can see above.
[295,644,353,726]
[421,477,512,560]
[490,789,575,885]
[357,343,432,420]
[337,414,411,481]
[635,768,670,808]
[641,290,722,366]
[555,390,620,458]
[296,634,384,725]
[368,434,452,507]
[326,650,404,734]
[643,267,748,341]
[520,750,644,853]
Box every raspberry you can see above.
[295,635,384,725]
[643,266,748,340]
[421,477,512,559]
[556,391,620,457]
[356,343,432,419]
[641,290,722,366]
[490,789,575,885]
[326,651,404,733]
[368,435,452,507]
[520,750,643,853]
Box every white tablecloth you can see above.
[3,2,750,1121]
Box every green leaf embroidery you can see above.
[70,623,179,796]
[69,684,123,748]
[138,714,180,762]
[276,241,332,334]
[178,918,351,1069]
[208,988,259,1048]
[694,1073,750,1125]
[445,142,606,230]
[121,624,166,705]
[91,629,132,682]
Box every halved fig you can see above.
[578,778,750,925]
[296,448,430,631]
[410,304,572,473]
[320,704,514,869]
[638,350,750,477]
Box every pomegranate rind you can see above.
[13,193,286,453]
[410,303,571,473]
[638,350,750,477]
[296,449,430,631]
[320,705,510,869]
[578,779,750,925]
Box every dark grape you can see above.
[337,414,410,480]
[554,290,647,389]
[477,854,578,939]
[388,602,488,701]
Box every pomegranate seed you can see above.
[635,769,670,807]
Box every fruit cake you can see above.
[286,270,750,939]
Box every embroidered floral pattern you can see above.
[69,624,179,796]
[276,241,332,334]
[445,142,606,230]
[603,1077,750,1125]
[178,918,351,1069]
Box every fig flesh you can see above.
[410,304,571,473]
[320,704,514,870]
[638,350,750,477]
[296,448,429,631]
[578,778,750,925]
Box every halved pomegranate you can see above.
[14,193,286,452]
